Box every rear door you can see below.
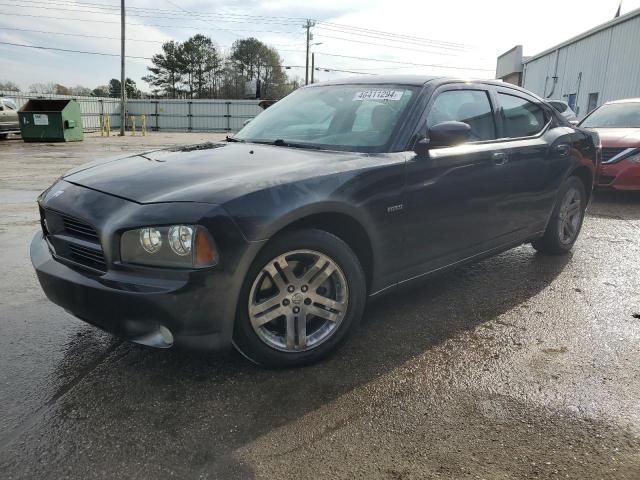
[400,84,510,278]
[492,87,574,237]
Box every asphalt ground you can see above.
[1,133,639,479]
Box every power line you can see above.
[314,52,493,72]
[0,40,152,59]
[13,0,470,51]
[5,1,305,26]
[7,0,474,51]
[0,26,306,49]
[317,22,468,49]
[315,25,469,51]
[0,41,308,69]
[11,0,309,22]
[0,26,164,43]
[1,12,302,35]
[314,33,464,57]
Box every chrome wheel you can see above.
[557,186,583,245]
[248,249,349,352]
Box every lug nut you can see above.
[282,299,290,306]
[304,298,312,305]
[287,285,295,293]
[293,306,300,314]
[301,285,308,292]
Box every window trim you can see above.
[494,88,552,141]
[412,82,500,148]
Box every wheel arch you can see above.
[254,207,377,294]
[569,165,594,202]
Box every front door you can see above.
[400,86,510,279]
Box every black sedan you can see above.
[31,76,600,367]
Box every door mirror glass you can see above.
[428,121,472,147]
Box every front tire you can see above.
[233,229,366,368]
[532,176,587,255]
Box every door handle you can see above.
[554,143,571,157]
[491,151,508,166]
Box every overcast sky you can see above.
[1,0,639,91]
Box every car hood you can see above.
[587,128,640,147]
[63,142,371,204]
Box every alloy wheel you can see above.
[248,249,349,352]
[557,186,583,245]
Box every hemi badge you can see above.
[387,204,404,213]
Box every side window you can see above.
[498,93,547,138]
[427,89,496,141]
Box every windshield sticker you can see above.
[353,90,404,101]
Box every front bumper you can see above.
[598,159,640,190]
[31,231,236,350]
[30,180,265,350]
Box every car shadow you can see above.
[31,245,572,478]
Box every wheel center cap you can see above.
[291,293,304,305]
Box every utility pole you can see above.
[303,19,315,85]
[311,53,315,84]
[119,0,126,136]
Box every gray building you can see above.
[496,8,640,119]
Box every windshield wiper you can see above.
[225,135,243,142]
[255,139,327,150]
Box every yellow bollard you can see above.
[105,115,110,137]
[141,114,146,136]
[130,116,136,136]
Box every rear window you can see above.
[499,93,547,138]
[549,101,567,113]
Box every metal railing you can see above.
[0,91,263,133]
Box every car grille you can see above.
[40,208,106,272]
[61,214,99,240]
[602,147,627,163]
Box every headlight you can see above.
[168,225,192,256]
[121,225,218,268]
[140,227,163,254]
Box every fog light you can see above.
[159,325,174,345]
[139,227,162,254]
[168,225,193,256]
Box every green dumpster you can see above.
[18,99,84,142]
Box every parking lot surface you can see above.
[1,133,639,479]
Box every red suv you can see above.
[579,98,640,190]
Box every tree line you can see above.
[0,35,299,100]
[143,35,298,99]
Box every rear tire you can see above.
[233,229,366,368]
[532,176,586,255]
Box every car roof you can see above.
[606,98,640,105]
[310,75,544,100]
[314,75,441,86]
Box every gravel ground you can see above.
[0,133,639,479]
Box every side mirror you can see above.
[429,121,472,148]
[413,136,430,157]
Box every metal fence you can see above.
[0,91,262,133]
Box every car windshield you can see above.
[235,84,417,152]
[580,102,640,128]
[1,99,17,110]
